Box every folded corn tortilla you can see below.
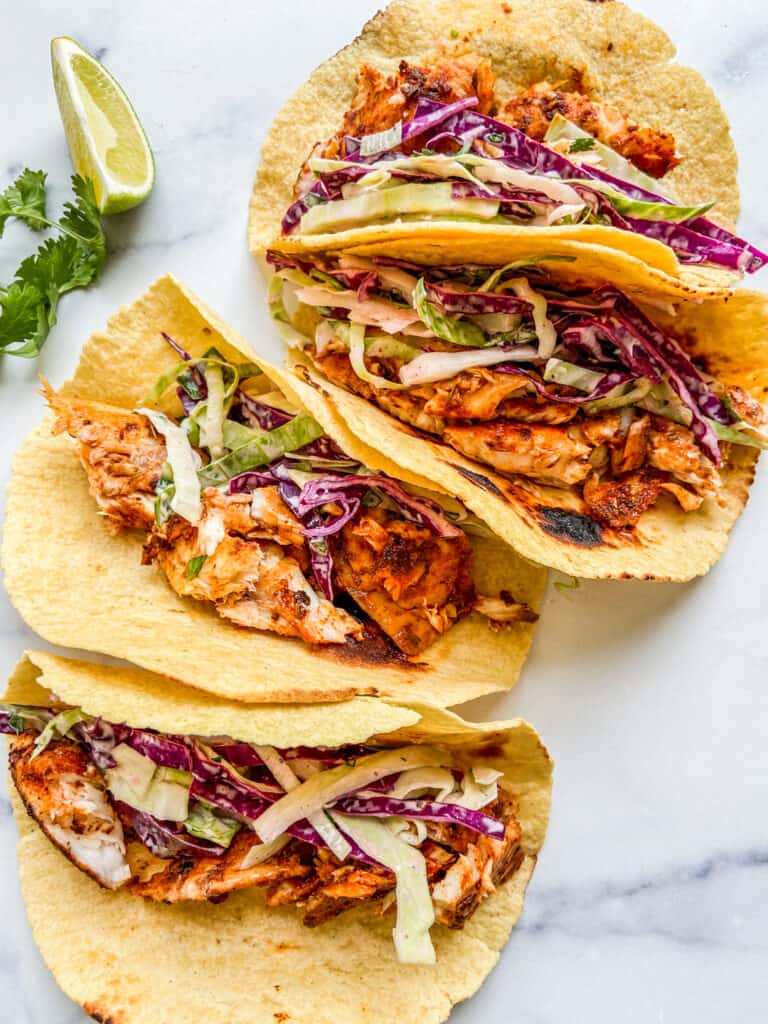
[280,246,768,580]
[7,650,552,1024]
[1,275,545,704]
[250,0,741,297]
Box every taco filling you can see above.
[281,54,766,274]
[45,339,534,655]
[3,701,526,965]
[270,252,768,530]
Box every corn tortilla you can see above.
[282,260,768,580]
[1,275,545,704]
[250,0,740,296]
[7,652,552,1024]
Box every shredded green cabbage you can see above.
[578,180,715,223]
[139,409,202,524]
[185,803,241,848]
[544,113,675,198]
[544,358,605,391]
[348,322,409,391]
[268,276,290,323]
[253,745,449,843]
[583,380,653,413]
[31,708,89,759]
[331,812,436,965]
[254,745,352,861]
[197,413,325,486]
[200,362,225,458]
[300,182,499,235]
[503,278,556,358]
[413,278,488,348]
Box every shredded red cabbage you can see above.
[239,392,293,429]
[160,331,207,414]
[495,363,632,404]
[118,802,227,858]
[288,96,767,272]
[295,474,462,540]
[73,717,124,770]
[124,731,194,771]
[191,777,377,865]
[335,795,505,839]
[208,742,265,767]
[162,332,192,362]
[9,708,505,871]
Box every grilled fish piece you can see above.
[332,508,476,655]
[127,831,311,903]
[495,396,580,425]
[647,417,720,495]
[444,421,593,487]
[422,370,531,421]
[9,733,131,889]
[144,506,362,646]
[45,385,166,532]
[499,81,680,179]
[721,384,768,427]
[473,595,539,624]
[611,414,651,475]
[582,468,664,528]
[314,351,445,434]
[273,794,522,931]
[431,793,524,929]
[299,55,496,183]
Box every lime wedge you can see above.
[51,36,154,215]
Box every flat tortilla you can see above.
[282,259,768,580]
[250,0,740,296]
[1,275,545,704]
[7,652,552,1024]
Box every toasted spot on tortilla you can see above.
[449,463,505,498]
[538,507,604,546]
[312,621,427,672]
[83,1005,125,1024]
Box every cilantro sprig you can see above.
[0,169,106,357]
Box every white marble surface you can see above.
[1,1,767,1021]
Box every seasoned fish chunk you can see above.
[500,81,680,179]
[583,469,664,528]
[45,385,165,531]
[145,506,362,646]
[9,733,131,889]
[444,421,593,487]
[300,55,496,176]
[127,831,311,903]
[333,508,476,655]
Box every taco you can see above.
[268,248,768,580]
[1,275,544,705]
[250,0,766,296]
[4,651,552,1023]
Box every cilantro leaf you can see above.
[0,169,47,237]
[59,176,107,273]
[570,137,596,153]
[0,282,48,357]
[0,171,108,357]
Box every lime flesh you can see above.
[51,37,154,214]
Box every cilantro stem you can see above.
[15,210,94,246]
